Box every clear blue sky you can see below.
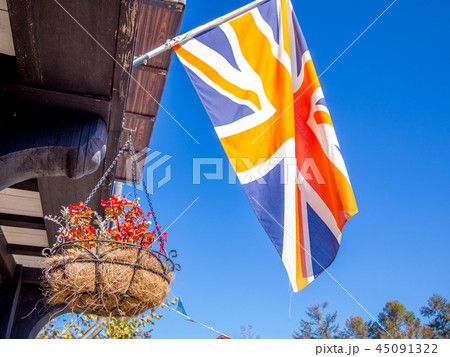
[121,0,449,338]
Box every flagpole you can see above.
[133,0,271,68]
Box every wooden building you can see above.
[0,0,184,338]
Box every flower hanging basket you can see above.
[42,196,179,318]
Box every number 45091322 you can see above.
[375,344,438,354]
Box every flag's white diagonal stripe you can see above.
[297,171,342,242]
[306,88,350,182]
[251,7,291,74]
[182,37,264,102]
[281,139,299,292]
[178,54,259,113]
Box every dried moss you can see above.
[43,246,173,317]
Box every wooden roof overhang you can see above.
[116,0,185,181]
[0,0,185,282]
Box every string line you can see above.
[163,302,229,337]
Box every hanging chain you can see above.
[83,133,165,251]
[84,140,130,205]
[142,176,162,239]
[127,142,138,200]
[127,136,139,200]
[127,138,164,244]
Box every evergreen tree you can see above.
[339,316,370,339]
[293,302,339,339]
[369,301,425,339]
[420,294,450,338]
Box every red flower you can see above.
[63,195,167,251]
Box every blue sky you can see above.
[127,0,450,338]
[54,0,450,338]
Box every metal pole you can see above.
[133,0,271,67]
[114,181,124,197]
[80,317,108,339]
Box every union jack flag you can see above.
[175,0,357,292]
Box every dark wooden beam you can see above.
[125,70,169,115]
[0,213,46,230]
[125,112,156,122]
[138,4,184,70]
[0,278,60,338]
[21,267,43,285]
[9,179,38,192]
[125,1,184,116]
[122,112,156,152]
[6,0,121,97]
[7,244,46,257]
[0,265,21,338]
[136,65,168,76]
[0,82,111,118]
[5,265,22,339]
[9,282,61,338]
[143,0,185,12]
[0,54,19,83]
[97,0,143,202]
[0,230,16,279]
[115,112,156,182]
[116,1,184,183]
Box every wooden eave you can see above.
[0,0,185,281]
[115,0,185,181]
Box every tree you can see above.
[369,301,426,339]
[37,310,161,339]
[420,294,450,338]
[339,316,370,339]
[293,302,339,339]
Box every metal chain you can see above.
[142,177,162,239]
[84,134,165,252]
[127,139,164,243]
[84,139,130,205]
[128,138,138,200]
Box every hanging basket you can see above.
[43,242,178,317]
[42,196,180,318]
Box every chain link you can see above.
[84,139,130,205]
[128,138,138,200]
[127,139,164,246]
[142,176,162,238]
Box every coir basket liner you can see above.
[43,245,174,317]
